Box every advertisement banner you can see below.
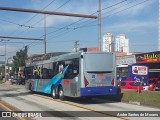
[132,66,148,75]
[136,51,160,63]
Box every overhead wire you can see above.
[25,0,134,48]
[4,0,57,55]
[16,0,72,38]
[18,0,72,48]
[0,18,33,28]
[7,0,57,36]
[66,0,139,31]
[6,0,72,54]
[5,0,128,53]
[50,0,149,38]
[44,0,129,39]
[6,0,151,55]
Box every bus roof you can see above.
[26,51,113,66]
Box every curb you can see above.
[128,101,141,106]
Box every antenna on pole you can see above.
[74,40,79,52]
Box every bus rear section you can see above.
[80,52,117,97]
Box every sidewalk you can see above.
[0,79,11,85]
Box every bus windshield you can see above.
[117,67,128,77]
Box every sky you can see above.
[0,0,158,61]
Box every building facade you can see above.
[102,33,113,52]
[115,34,129,53]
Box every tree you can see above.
[13,46,28,73]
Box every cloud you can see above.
[102,0,156,17]
[103,20,157,33]
[0,0,99,32]
[122,0,155,16]
[25,0,98,27]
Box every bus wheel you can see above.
[51,86,58,99]
[59,86,65,100]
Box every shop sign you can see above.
[116,55,136,65]
[136,51,160,63]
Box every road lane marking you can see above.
[31,93,128,120]
[0,84,129,119]
[0,101,25,120]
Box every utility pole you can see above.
[74,41,79,52]
[44,14,46,60]
[159,0,160,50]
[112,37,117,87]
[98,0,101,51]
[0,5,97,60]
[1,39,9,81]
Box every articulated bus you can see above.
[25,52,118,100]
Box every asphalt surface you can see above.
[0,82,160,120]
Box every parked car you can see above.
[118,81,143,90]
[148,78,158,91]
[155,81,160,91]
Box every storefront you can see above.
[135,51,160,80]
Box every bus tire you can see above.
[59,86,65,100]
[51,86,58,99]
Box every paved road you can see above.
[0,100,18,120]
[0,83,160,120]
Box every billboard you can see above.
[136,51,160,63]
[132,66,148,75]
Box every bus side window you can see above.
[53,62,57,76]
[48,69,54,79]
[73,58,79,75]
[53,61,65,76]
[64,58,79,79]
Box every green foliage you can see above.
[12,46,28,72]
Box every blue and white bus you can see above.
[25,52,118,100]
[117,64,149,86]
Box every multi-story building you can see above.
[115,34,129,53]
[102,33,113,52]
